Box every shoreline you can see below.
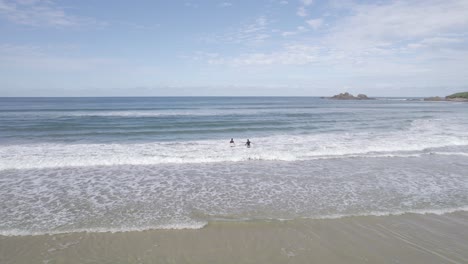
[2,207,468,237]
[2,212,468,264]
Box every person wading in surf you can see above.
[245,139,251,148]
[230,138,235,147]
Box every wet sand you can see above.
[1,212,468,264]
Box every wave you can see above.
[0,109,293,118]
[0,144,465,170]
[429,151,468,157]
[0,222,208,237]
[1,119,467,170]
[2,207,467,237]
[2,150,467,237]
[375,98,413,101]
[309,206,468,220]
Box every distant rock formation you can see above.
[424,92,468,102]
[423,96,445,101]
[357,94,370,99]
[330,92,373,100]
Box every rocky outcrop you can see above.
[423,96,445,101]
[330,92,373,100]
[357,94,369,99]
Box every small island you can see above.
[329,92,374,100]
[424,92,468,102]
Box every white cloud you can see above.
[281,26,307,37]
[207,44,320,66]
[407,37,463,49]
[193,0,468,89]
[219,2,232,7]
[296,0,314,17]
[296,6,307,17]
[421,37,463,46]
[326,0,468,51]
[181,51,220,63]
[213,16,271,45]
[306,18,323,30]
[184,2,198,8]
[279,1,288,5]
[0,0,104,27]
[298,0,468,83]
[407,43,425,49]
[202,0,468,66]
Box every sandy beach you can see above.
[2,0,468,262]
[2,211,467,264]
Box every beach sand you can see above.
[1,212,468,264]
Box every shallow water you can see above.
[1,97,467,235]
[2,213,468,264]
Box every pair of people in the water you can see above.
[230,138,251,148]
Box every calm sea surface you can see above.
[1,97,468,235]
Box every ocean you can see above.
[1,97,468,236]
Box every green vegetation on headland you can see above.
[446,92,468,99]
[424,92,468,102]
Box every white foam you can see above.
[309,206,468,220]
[1,154,468,237]
[0,222,207,237]
[2,208,468,237]
[0,108,280,118]
[212,206,468,222]
[376,98,412,101]
[1,117,467,170]
[430,152,468,157]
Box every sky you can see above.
[1,0,468,97]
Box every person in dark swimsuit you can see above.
[245,139,251,148]
[230,138,235,147]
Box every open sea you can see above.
[1,97,468,236]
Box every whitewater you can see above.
[1,97,468,236]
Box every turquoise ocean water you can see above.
[1,97,468,235]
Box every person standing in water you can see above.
[230,138,235,147]
[245,139,251,148]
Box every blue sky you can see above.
[1,0,467,96]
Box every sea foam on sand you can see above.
[1,212,468,264]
